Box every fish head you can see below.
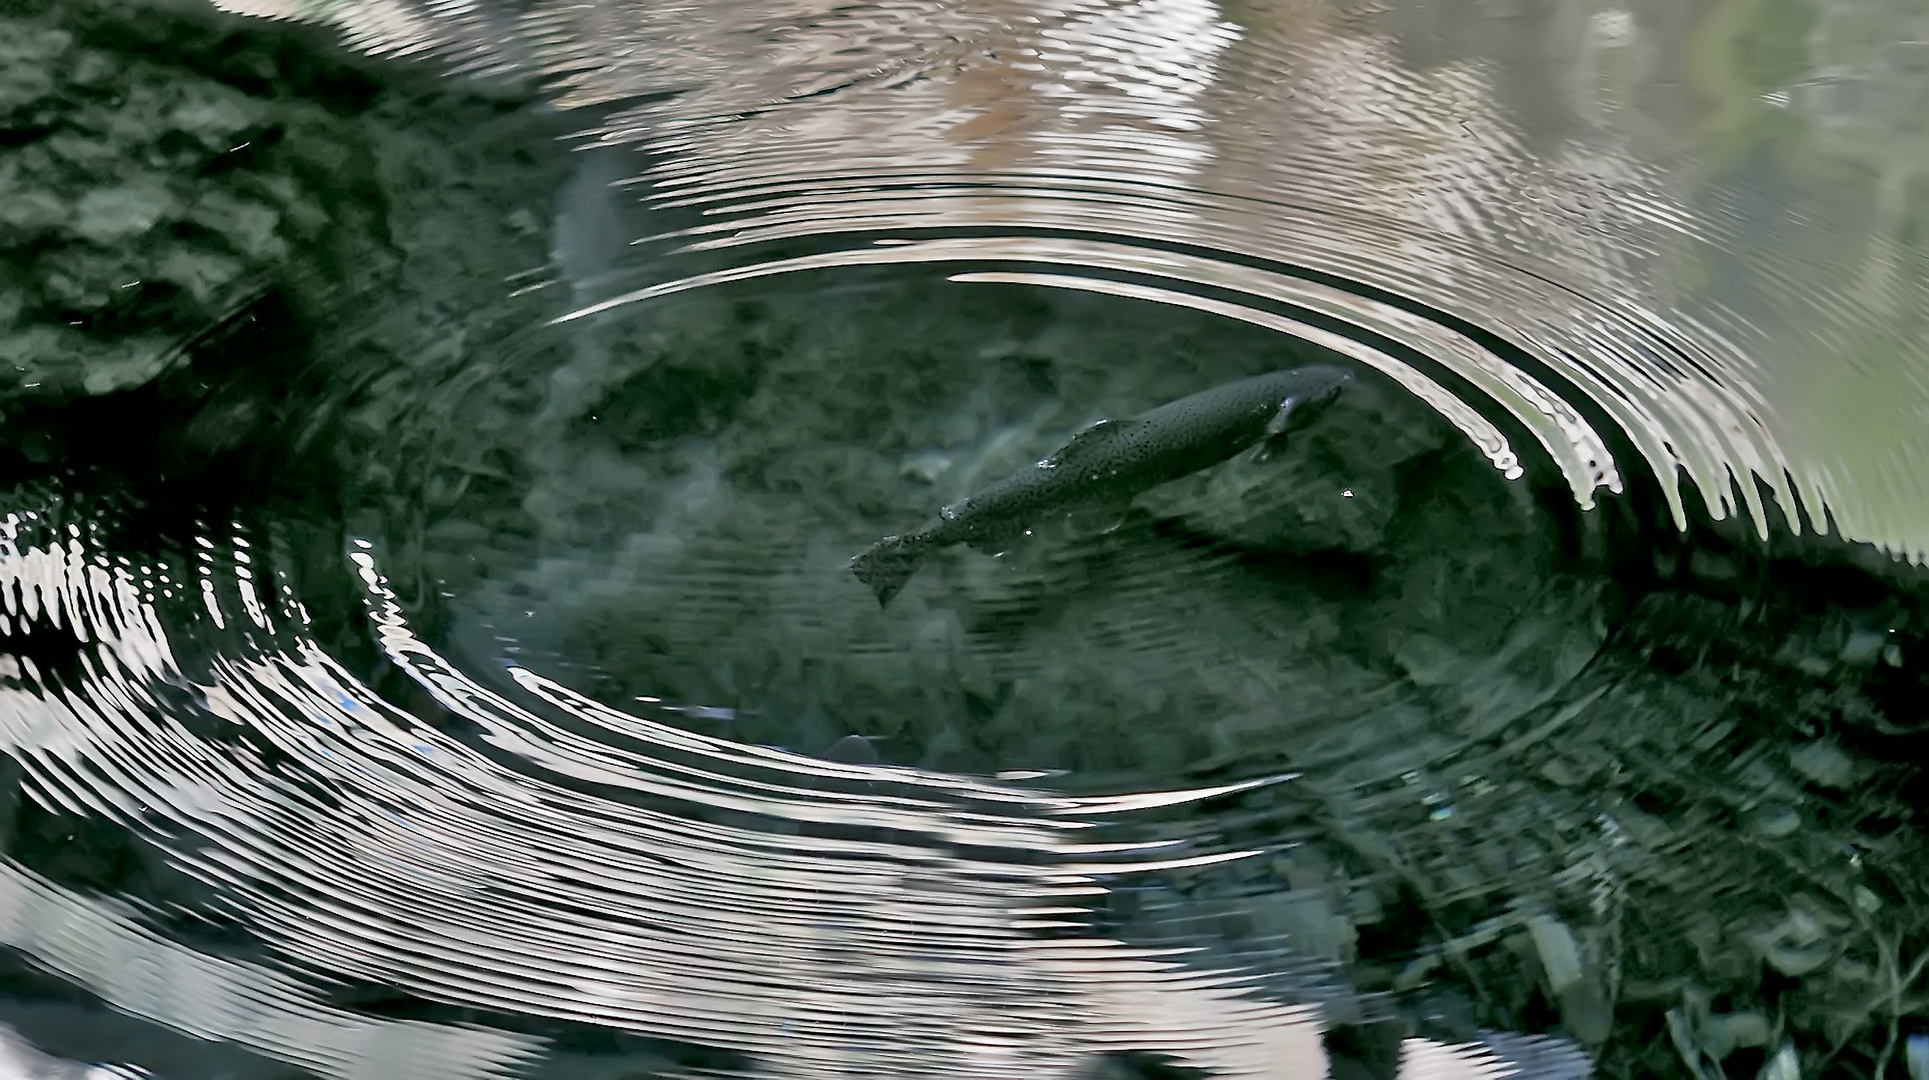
[1272,364,1353,435]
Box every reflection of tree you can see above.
[1673,0,1929,559]
[1682,0,1815,168]
[1207,14,1688,303]
[1796,0,1929,313]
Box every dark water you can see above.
[1,1,1927,1079]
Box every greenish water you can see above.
[0,1,1926,1079]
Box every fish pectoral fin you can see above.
[1262,400,1300,440]
[1044,418,1135,469]
[964,520,1032,555]
[1065,500,1132,537]
[1251,434,1290,465]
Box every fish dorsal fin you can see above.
[1045,418,1136,469]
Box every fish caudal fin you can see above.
[849,535,921,607]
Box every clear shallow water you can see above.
[1,1,1927,1079]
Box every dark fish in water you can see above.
[822,733,883,765]
[850,364,1353,605]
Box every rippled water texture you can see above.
[4,1,1929,1079]
[231,0,1929,560]
[0,479,1610,1080]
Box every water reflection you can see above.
[219,0,1929,560]
[4,0,1928,1077]
[0,488,1597,1078]
[2,254,1920,1076]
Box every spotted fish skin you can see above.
[849,364,1353,606]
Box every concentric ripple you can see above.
[224,0,1929,560]
[17,0,1929,1077]
[0,489,1595,1078]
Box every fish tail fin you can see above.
[849,535,922,607]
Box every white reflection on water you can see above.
[32,0,1929,1072]
[0,499,1588,1077]
[216,0,1929,560]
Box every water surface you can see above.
[0,0,1926,1078]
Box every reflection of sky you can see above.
[0,858,539,1080]
[202,0,1929,551]
[1030,0,1236,137]
[600,0,1780,541]
[199,0,1929,546]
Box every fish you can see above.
[849,364,1354,605]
